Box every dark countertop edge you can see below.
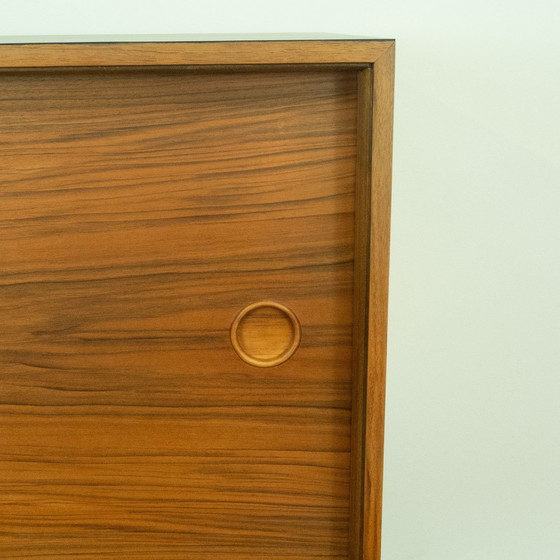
[0,33,395,45]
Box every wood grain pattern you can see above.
[0,40,393,68]
[1,66,357,558]
[0,39,395,560]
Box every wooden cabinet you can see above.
[0,36,394,560]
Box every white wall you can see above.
[2,1,559,558]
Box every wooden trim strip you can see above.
[350,41,394,560]
[0,40,393,68]
[350,65,374,560]
[363,42,395,560]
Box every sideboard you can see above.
[0,35,394,560]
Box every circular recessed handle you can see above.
[230,301,301,367]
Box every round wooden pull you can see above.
[230,301,301,367]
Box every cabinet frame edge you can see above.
[351,42,395,560]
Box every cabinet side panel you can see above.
[363,44,395,560]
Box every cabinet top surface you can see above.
[0,33,393,45]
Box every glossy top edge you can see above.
[0,33,394,45]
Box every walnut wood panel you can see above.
[0,66,357,558]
